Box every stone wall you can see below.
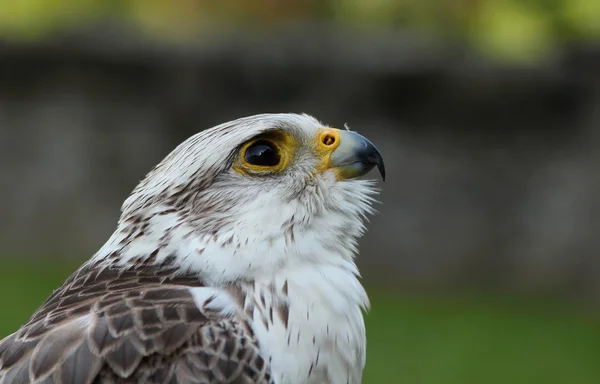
[1,26,599,297]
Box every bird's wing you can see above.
[0,262,272,384]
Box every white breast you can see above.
[247,264,369,384]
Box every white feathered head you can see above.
[102,113,385,284]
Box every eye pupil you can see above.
[244,140,280,167]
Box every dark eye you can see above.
[244,140,281,167]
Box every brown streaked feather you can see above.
[30,322,87,381]
[0,262,273,384]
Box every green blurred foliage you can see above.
[0,0,598,61]
[1,261,600,383]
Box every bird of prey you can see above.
[0,113,385,384]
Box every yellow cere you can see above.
[314,128,342,173]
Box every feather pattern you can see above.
[0,261,272,384]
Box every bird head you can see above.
[109,114,385,283]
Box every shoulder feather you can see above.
[0,263,272,384]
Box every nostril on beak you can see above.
[321,133,336,147]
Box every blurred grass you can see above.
[1,261,599,383]
[365,292,600,383]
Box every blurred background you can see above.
[1,0,600,382]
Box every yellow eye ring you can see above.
[233,131,296,175]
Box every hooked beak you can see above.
[318,128,385,181]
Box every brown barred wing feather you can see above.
[0,264,272,384]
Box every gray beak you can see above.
[328,130,385,181]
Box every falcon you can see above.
[0,113,385,384]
